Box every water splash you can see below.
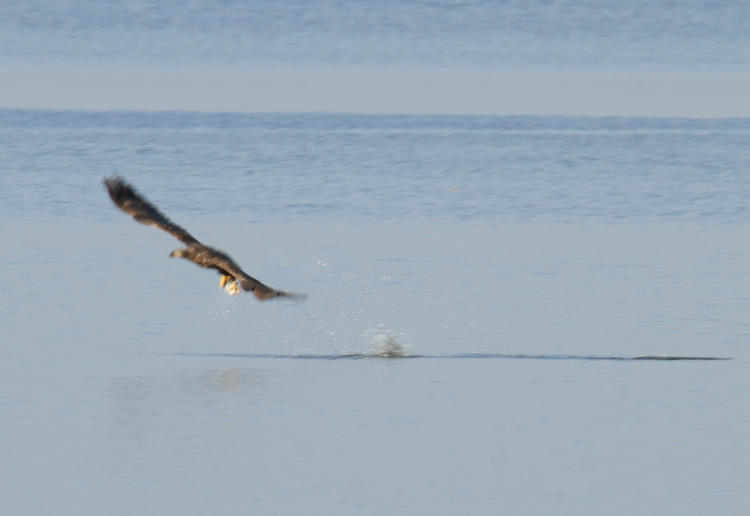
[209,291,239,319]
[369,334,409,358]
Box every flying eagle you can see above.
[104,176,305,301]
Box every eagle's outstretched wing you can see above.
[105,176,307,301]
[104,176,199,246]
[207,250,307,301]
[235,268,307,301]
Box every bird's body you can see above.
[104,176,305,301]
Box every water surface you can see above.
[1,110,749,515]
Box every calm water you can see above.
[3,1,750,116]
[2,110,749,515]
[2,0,749,72]
[2,1,750,514]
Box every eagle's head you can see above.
[170,248,187,259]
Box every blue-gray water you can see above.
[2,110,749,515]
[2,1,750,514]
[2,0,749,71]
[3,1,750,116]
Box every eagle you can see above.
[104,176,305,301]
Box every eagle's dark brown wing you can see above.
[239,272,307,301]
[180,244,304,300]
[104,176,200,246]
[105,176,306,301]
[223,258,307,301]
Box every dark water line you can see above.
[175,352,731,362]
